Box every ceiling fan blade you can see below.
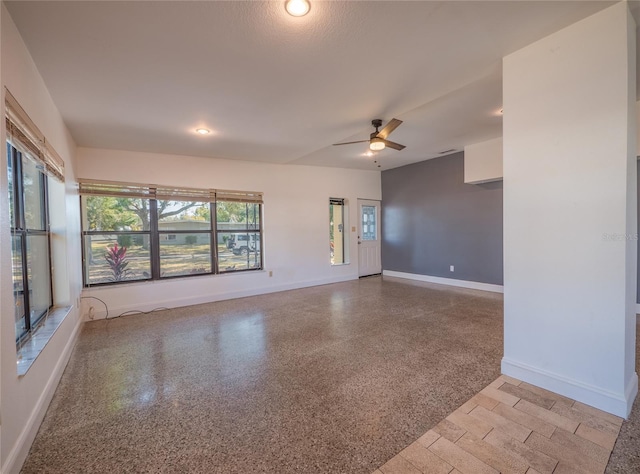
[382,139,406,151]
[376,118,403,139]
[333,140,369,146]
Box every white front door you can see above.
[358,199,382,277]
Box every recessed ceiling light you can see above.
[285,0,310,17]
[196,128,210,135]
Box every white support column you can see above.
[502,2,637,417]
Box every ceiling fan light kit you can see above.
[369,137,385,151]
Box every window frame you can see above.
[80,186,263,287]
[330,197,347,265]
[216,200,263,274]
[8,144,54,343]
[154,200,215,280]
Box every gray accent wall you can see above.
[381,152,503,285]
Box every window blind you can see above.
[156,186,214,202]
[216,189,263,204]
[78,180,155,198]
[78,179,263,204]
[5,88,65,182]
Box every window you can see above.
[217,200,262,272]
[8,144,53,343]
[81,195,152,284]
[330,198,346,265]
[79,181,263,286]
[5,88,66,355]
[157,200,212,277]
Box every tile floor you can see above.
[375,375,623,474]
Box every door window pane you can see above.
[159,233,212,277]
[362,205,377,241]
[26,235,51,324]
[23,157,45,230]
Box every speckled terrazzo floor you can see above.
[21,276,503,473]
[19,277,639,473]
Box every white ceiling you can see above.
[4,0,629,171]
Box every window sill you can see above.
[17,305,72,377]
[331,262,350,266]
[83,267,264,289]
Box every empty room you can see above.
[0,1,638,473]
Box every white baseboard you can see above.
[382,270,504,294]
[84,275,358,320]
[502,357,638,418]
[3,312,83,474]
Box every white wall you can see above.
[0,5,82,472]
[464,137,503,184]
[502,3,637,417]
[78,148,381,317]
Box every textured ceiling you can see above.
[5,1,624,170]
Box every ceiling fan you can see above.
[333,118,406,151]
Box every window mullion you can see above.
[150,198,160,280]
[211,201,218,274]
[14,149,24,231]
[43,172,53,310]
[258,204,263,271]
[19,231,30,334]
[15,152,32,334]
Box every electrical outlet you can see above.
[88,306,95,319]
[450,265,454,272]
[268,271,273,277]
